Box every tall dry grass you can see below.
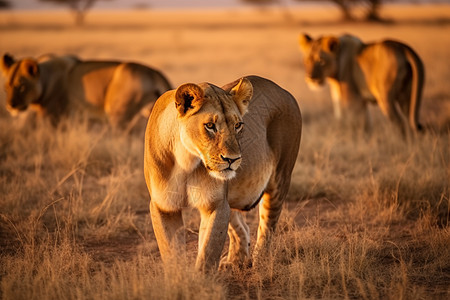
[1,107,448,299]
[1,5,450,300]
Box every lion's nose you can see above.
[220,155,241,165]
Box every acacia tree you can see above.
[40,0,113,25]
[328,0,383,21]
[0,0,11,9]
[241,0,383,21]
[363,0,382,21]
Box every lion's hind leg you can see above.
[378,85,413,141]
[221,210,251,268]
[253,189,285,266]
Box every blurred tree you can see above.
[364,0,382,21]
[0,0,11,9]
[39,0,113,25]
[295,0,383,21]
[241,0,383,21]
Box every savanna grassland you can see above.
[0,4,449,299]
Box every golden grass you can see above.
[1,4,450,299]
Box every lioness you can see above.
[144,76,302,271]
[1,53,172,130]
[299,33,425,138]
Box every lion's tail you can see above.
[404,45,425,131]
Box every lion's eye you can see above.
[204,122,216,132]
[235,122,244,132]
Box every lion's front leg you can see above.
[327,78,343,120]
[196,199,230,272]
[150,201,186,264]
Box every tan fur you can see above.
[299,33,425,139]
[1,53,172,130]
[144,76,302,271]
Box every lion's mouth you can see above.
[205,164,238,181]
[6,104,27,115]
[211,169,237,181]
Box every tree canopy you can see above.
[0,0,11,9]
[40,0,113,25]
[240,0,384,21]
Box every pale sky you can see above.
[8,0,443,11]
[9,0,267,10]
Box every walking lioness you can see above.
[1,53,172,129]
[299,33,425,138]
[144,76,302,271]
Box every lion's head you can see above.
[298,34,340,89]
[174,78,253,180]
[1,54,42,115]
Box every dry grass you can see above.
[1,4,449,300]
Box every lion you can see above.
[1,53,172,130]
[144,75,302,271]
[299,33,425,139]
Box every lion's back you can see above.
[227,76,302,209]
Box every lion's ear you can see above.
[230,78,253,116]
[1,53,15,75]
[326,37,339,53]
[299,33,313,54]
[175,83,204,117]
[21,59,39,78]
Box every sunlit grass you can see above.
[1,107,448,299]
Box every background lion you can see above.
[299,33,425,140]
[1,53,172,131]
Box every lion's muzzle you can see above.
[6,101,27,115]
[221,155,241,169]
[206,154,242,181]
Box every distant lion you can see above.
[299,33,425,139]
[1,53,172,130]
[144,76,302,271]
